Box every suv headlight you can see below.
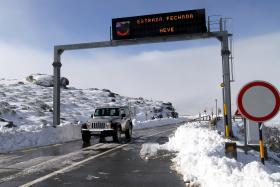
[106,122,111,129]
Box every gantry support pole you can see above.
[219,33,233,137]
[53,48,63,127]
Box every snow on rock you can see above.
[160,122,280,187]
[25,73,69,88]
[0,76,180,152]
[25,74,55,87]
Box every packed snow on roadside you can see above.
[133,117,185,129]
[0,75,181,153]
[141,122,280,187]
[0,122,81,152]
[140,143,160,160]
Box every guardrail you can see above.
[263,126,280,153]
[190,115,213,122]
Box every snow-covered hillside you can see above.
[0,74,182,152]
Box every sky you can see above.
[0,0,280,117]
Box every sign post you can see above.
[237,80,280,164]
[244,118,247,147]
[258,122,265,164]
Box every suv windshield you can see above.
[94,108,120,117]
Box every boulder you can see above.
[26,74,69,88]
[0,117,16,128]
[60,77,69,89]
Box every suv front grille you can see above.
[92,122,106,129]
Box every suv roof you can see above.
[95,106,129,109]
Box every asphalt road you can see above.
[0,123,186,187]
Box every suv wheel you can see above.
[125,125,132,140]
[82,132,91,143]
[113,126,122,143]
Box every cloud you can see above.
[232,32,280,107]
[0,32,280,119]
[0,41,52,79]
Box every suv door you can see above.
[120,108,126,118]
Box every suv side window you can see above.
[125,107,130,116]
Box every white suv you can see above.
[81,106,133,143]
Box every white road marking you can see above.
[7,156,55,170]
[19,144,128,187]
[0,144,101,183]
[18,126,178,187]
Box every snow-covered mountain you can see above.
[0,74,182,152]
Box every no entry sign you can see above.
[237,81,280,122]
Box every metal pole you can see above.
[215,99,218,118]
[53,48,63,127]
[207,16,210,32]
[221,84,227,136]
[220,33,233,137]
[110,26,112,41]
[258,122,265,165]
[219,18,223,32]
[244,118,247,146]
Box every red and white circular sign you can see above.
[237,81,280,122]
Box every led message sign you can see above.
[112,9,207,40]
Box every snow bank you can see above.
[133,117,185,129]
[160,122,280,187]
[0,122,81,152]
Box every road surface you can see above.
[0,123,186,187]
